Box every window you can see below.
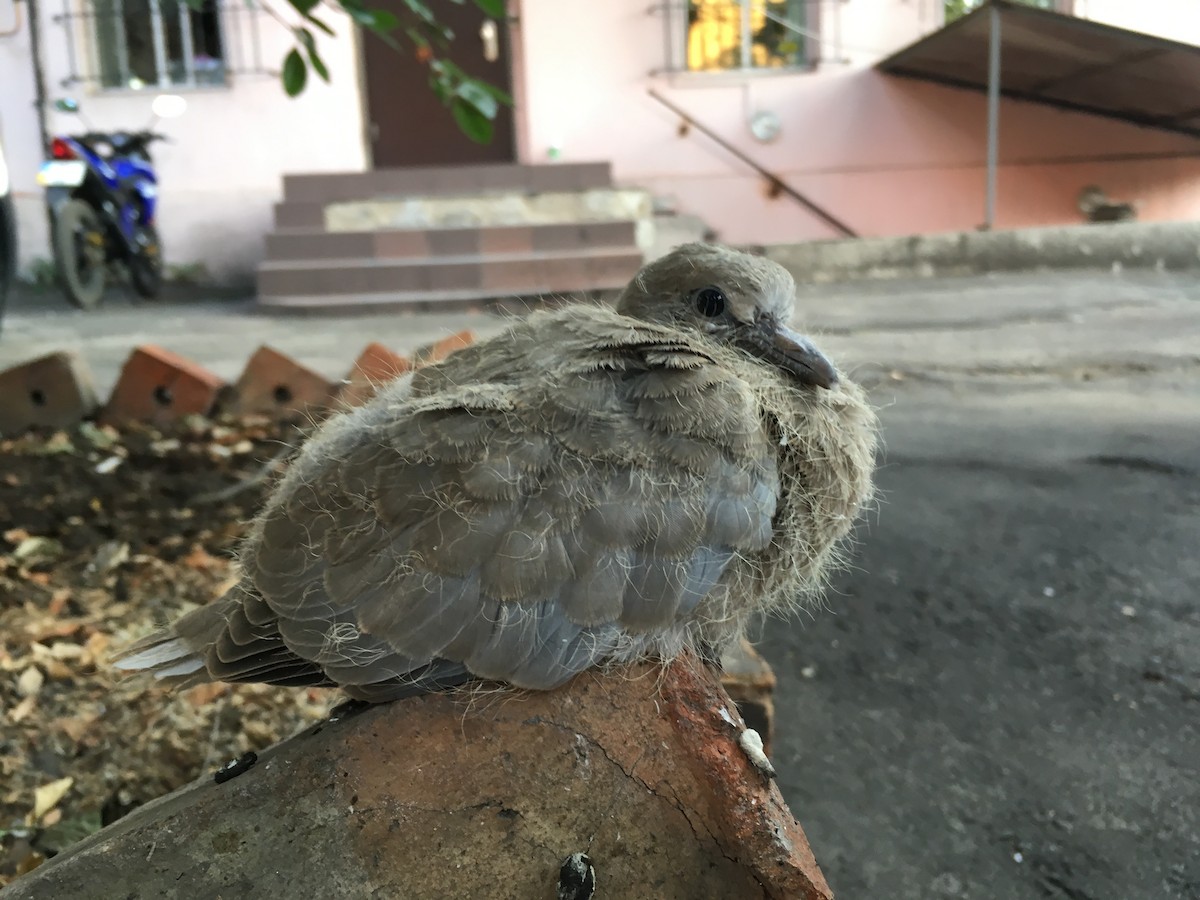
[658,0,818,74]
[91,0,228,89]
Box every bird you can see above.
[113,242,878,703]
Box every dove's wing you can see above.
[209,311,781,699]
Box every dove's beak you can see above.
[741,319,838,389]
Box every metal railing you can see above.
[647,88,857,237]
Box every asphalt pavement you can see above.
[2,270,1198,899]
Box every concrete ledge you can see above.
[764,221,1200,284]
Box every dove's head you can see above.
[616,242,837,389]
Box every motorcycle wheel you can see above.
[52,199,107,310]
[129,223,163,299]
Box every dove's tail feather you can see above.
[112,592,340,692]
[110,616,217,686]
[111,602,235,686]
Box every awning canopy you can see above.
[877,0,1200,139]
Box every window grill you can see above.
[651,0,822,75]
[50,0,272,90]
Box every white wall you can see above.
[1,0,53,276]
[1075,0,1200,45]
[3,0,370,283]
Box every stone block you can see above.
[5,657,829,899]
[226,346,336,422]
[0,352,99,435]
[413,330,475,367]
[101,346,226,428]
[337,343,413,408]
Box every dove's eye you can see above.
[694,287,727,318]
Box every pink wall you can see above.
[515,0,1200,245]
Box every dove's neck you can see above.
[697,344,879,637]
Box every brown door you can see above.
[362,3,516,168]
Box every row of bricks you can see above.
[0,331,476,437]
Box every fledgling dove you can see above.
[114,243,878,702]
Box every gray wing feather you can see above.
[197,312,780,694]
[559,545,629,626]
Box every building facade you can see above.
[0,0,1197,284]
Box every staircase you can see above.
[256,162,652,311]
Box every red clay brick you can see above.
[101,345,226,428]
[414,330,476,367]
[337,342,413,408]
[227,345,336,422]
[0,352,99,435]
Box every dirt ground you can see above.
[0,418,334,885]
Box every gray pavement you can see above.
[2,270,1197,396]
[2,271,1199,899]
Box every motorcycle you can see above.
[37,94,186,309]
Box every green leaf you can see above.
[455,79,498,120]
[282,48,307,96]
[370,9,399,31]
[475,79,512,106]
[338,0,373,25]
[451,97,494,144]
[305,35,330,82]
[288,0,321,14]
[309,53,330,81]
[428,72,452,104]
[473,0,505,17]
[341,3,397,32]
[437,59,472,88]
[404,25,430,49]
[402,0,436,24]
[306,14,336,36]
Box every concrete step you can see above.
[274,188,653,234]
[325,188,653,232]
[281,162,614,204]
[273,202,325,230]
[264,221,639,262]
[256,247,644,305]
